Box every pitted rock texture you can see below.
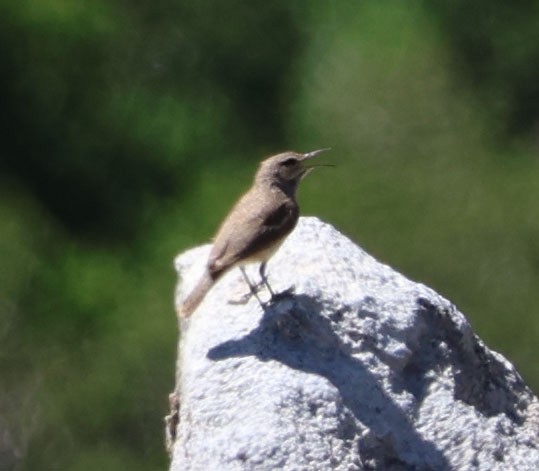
[170,217,539,471]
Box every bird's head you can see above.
[255,148,330,194]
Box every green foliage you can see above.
[1,1,538,469]
[293,0,539,382]
[427,0,539,134]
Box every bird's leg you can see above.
[259,262,295,301]
[228,266,265,307]
[258,262,275,297]
[228,264,295,306]
[234,266,266,306]
[228,266,266,305]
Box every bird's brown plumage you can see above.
[177,149,327,318]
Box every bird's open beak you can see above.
[300,148,333,178]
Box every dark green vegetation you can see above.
[1,2,538,469]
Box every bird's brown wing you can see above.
[207,192,298,278]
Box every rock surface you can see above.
[169,217,539,471]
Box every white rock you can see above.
[168,217,539,471]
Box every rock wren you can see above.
[178,148,329,318]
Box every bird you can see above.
[177,148,329,318]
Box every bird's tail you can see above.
[177,271,215,318]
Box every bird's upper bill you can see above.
[302,148,331,160]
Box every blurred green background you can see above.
[1,1,538,469]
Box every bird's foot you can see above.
[228,291,254,305]
[228,278,265,305]
[228,285,295,306]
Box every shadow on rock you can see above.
[208,295,451,470]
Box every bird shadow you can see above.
[207,294,451,470]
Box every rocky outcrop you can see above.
[168,217,539,471]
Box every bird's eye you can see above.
[282,158,297,167]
